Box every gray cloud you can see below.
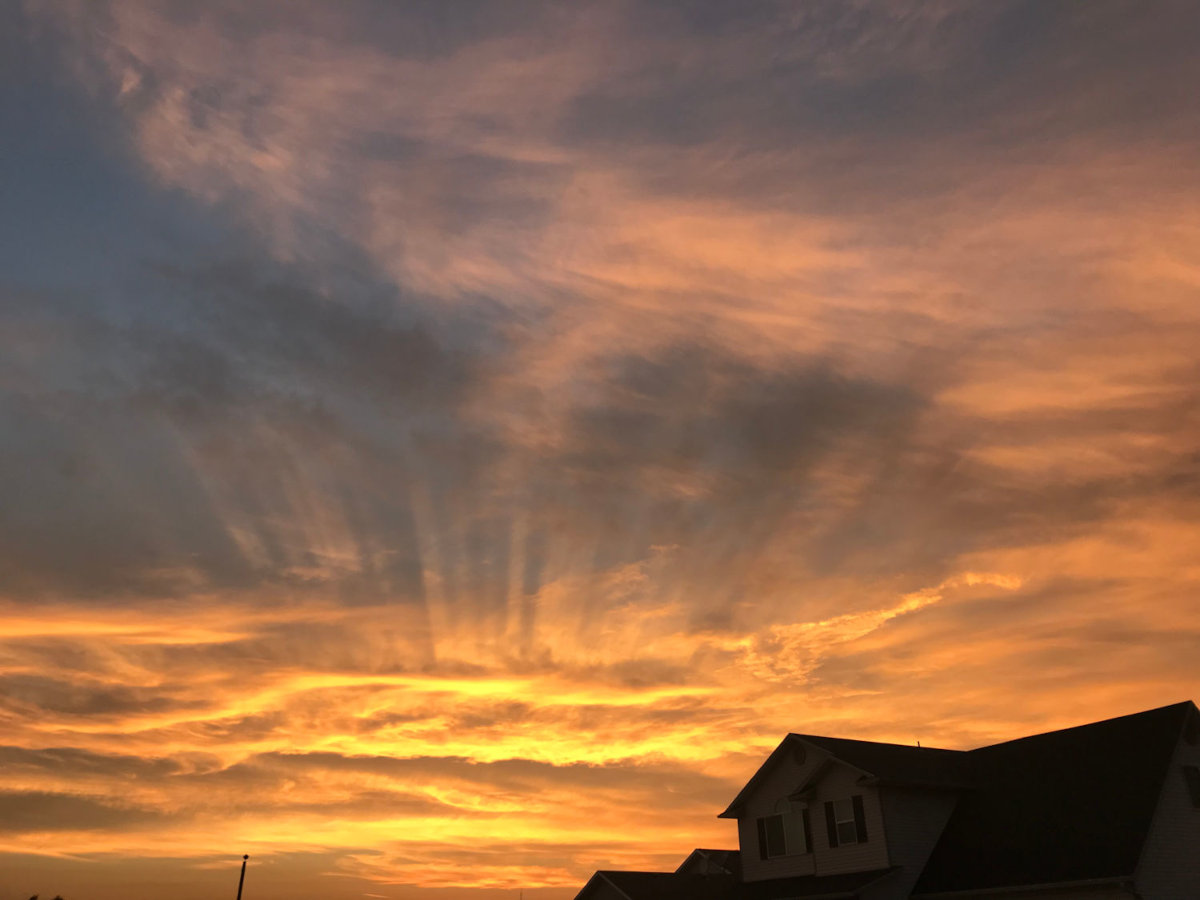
[0,791,165,832]
[558,346,921,486]
[0,745,200,779]
[0,252,491,602]
[0,674,200,718]
[564,1,1200,152]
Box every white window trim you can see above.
[757,812,788,858]
[833,797,859,846]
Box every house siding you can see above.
[811,764,889,876]
[738,742,889,882]
[1134,725,1200,900]
[859,786,959,900]
[737,741,820,882]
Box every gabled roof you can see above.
[719,732,970,817]
[719,735,799,818]
[798,735,971,790]
[912,700,1197,895]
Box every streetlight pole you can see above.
[236,854,249,900]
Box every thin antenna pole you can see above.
[236,854,249,900]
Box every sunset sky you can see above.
[2,2,1200,898]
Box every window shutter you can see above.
[802,807,813,853]
[852,794,868,842]
[757,817,769,860]
[824,800,838,848]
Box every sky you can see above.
[2,1,1200,898]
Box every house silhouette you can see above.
[574,701,1200,900]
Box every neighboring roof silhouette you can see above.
[913,700,1197,894]
[592,870,736,900]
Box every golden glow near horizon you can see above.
[3,2,1200,899]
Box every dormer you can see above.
[720,733,970,888]
[719,735,887,882]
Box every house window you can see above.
[824,795,868,848]
[834,798,858,844]
[756,813,787,858]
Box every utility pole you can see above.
[236,854,249,900]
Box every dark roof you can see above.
[739,867,897,899]
[912,700,1196,895]
[721,732,971,816]
[798,735,972,789]
[592,867,896,900]
[594,870,737,900]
